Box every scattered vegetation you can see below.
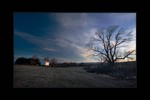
[83,61,136,80]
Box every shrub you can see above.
[83,61,137,80]
[95,63,115,74]
[83,66,97,73]
[111,63,137,80]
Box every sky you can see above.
[14,13,136,63]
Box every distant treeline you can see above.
[15,57,41,65]
[15,56,135,67]
[15,56,100,67]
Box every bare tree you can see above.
[87,25,135,64]
[43,57,49,62]
[50,58,57,67]
[31,55,41,65]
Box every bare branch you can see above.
[87,25,135,63]
[90,48,107,57]
[115,50,135,60]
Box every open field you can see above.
[13,65,137,88]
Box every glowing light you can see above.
[45,62,49,66]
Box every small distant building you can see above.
[44,58,50,67]
[45,61,50,66]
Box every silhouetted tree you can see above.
[30,55,41,65]
[44,57,49,62]
[79,62,84,66]
[69,62,77,67]
[15,55,41,65]
[87,25,135,64]
[15,57,27,65]
[50,58,57,67]
[61,62,69,67]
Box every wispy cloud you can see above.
[15,31,56,50]
[43,47,57,52]
[53,13,88,28]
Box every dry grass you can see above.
[84,61,137,80]
[13,65,136,88]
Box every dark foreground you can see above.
[13,65,137,88]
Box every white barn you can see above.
[45,61,50,66]
[44,58,50,67]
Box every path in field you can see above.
[13,65,136,88]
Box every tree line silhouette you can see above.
[15,56,41,65]
[15,55,84,67]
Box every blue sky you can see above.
[14,13,136,63]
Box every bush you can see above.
[95,63,115,74]
[83,61,137,80]
[83,66,97,73]
[111,63,137,80]
[83,63,115,74]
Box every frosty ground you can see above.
[13,65,136,88]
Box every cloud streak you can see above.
[43,48,57,52]
[15,31,56,49]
